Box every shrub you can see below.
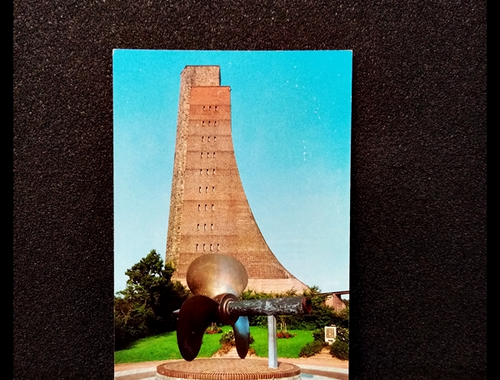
[276,331,297,339]
[219,330,254,346]
[311,328,324,342]
[205,324,223,334]
[330,327,349,360]
[219,330,235,345]
[330,340,349,360]
[336,326,349,342]
[299,340,325,358]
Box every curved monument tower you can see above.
[166,65,308,294]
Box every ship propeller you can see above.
[176,254,250,361]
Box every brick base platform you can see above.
[156,358,301,380]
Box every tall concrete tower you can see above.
[166,66,308,294]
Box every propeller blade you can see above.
[233,316,250,359]
[176,295,219,361]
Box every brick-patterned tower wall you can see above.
[166,66,308,294]
[166,66,220,270]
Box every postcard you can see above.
[113,50,352,372]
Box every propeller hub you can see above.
[186,254,248,298]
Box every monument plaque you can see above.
[325,326,337,345]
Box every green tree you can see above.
[114,249,189,350]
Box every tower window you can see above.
[212,186,215,192]
[205,187,208,193]
[198,204,201,211]
[213,169,216,175]
[207,136,210,142]
[209,106,212,111]
[201,152,203,158]
[204,224,207,231]
[200,169,202,175]
[215,106,218,111]
[205,204,207,211]
[217,243,220,251]
[206,169,209,175]
[212,204,214,210]
[196,244,199,251]
[210,244,213,251]
[203,244,205,251]
[203,106,206,111]
[211,223,214,230]
[199,187,202,193]
[214,136,216,142]
[214,121,217,126]
[197,224,200,230]
[213,152,215,158]
[202,136,204,142]
[202,121,205,126]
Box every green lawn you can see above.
[250,328,314,358]
[114,326,314,364]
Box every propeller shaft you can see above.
[225,296,312,317]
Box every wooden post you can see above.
[268,315,278,368]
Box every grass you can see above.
[114,326,315,364]
[114,326,233,364]
[250,328,314,358]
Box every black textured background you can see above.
[13,1,486,379]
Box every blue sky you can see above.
[113,50,352,295]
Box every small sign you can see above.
[324,326,337,345]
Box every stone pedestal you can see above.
[156,358,301,380]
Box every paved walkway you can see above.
[115,348,348,380]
